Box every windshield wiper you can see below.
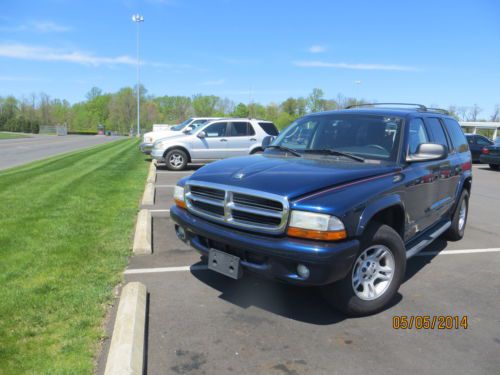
[304,149,365,162]
[266,145,302,157]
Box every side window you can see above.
[229,122,255,136]
[204,122,227,137]
[476,136,491,146]
[258,122,279,136]
[426,118,449,151]
[443,118,469,153]
[408,118,429,154]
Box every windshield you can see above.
[170,118,193,131]
[271,114,403,161]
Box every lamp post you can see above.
[354,80,362,103]
[132,14,144,137]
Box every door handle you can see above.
[220,139,227,142]
[250,138,257,141]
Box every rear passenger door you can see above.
[225,121,257,157]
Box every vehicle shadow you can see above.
[155,163,203,171]
[404,239,447,283]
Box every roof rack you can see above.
[345,102,449,115]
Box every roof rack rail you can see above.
[425,107,450,115]
[346,103,427,110]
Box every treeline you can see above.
[0,86,498,134]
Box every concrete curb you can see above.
[133,209,152,255]
[104,282,147,375]
[146,162,156,183]
[141,182,155,206]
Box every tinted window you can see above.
[204,122,227,137]
[408,118,429,154]
[258,122,279,136]
[466,135,475,145]
[229,122,255,136]
[426,118,449,150]
[443,118,469,153]
[476,136,492,146]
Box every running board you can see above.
[406,221,451,259]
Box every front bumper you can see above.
[140,142,154,154]
[479,154,500,165]
[151,148,165,162]
[170,205,359,286]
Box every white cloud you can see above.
[308,45,327,53]
[0,43,192,69]
[201,79,225,86]
[293,60,420,71]
[0,21,71,33]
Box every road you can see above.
[0,134,125,171]
[98,163,500,375]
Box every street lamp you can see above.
[132,14,144,137]
[354,80,362,103]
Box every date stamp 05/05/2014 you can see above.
[392,315,469,330]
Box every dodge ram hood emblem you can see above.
[233,172,245,179]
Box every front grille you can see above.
[185,181,289,234]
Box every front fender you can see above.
[356,194,404,237]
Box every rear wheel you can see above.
[444,190,469,241]
[489,164,499,170]
[165,149,188,171]
[322,223,406,316]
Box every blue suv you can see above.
[171,104,472,316]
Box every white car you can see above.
[140,117,220,154]
[150,118,279,170]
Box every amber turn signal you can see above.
[174,198,186,209]
[287,227,347,241]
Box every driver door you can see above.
[190,122,229,160]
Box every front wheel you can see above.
[165,149,188,171]
[322,223,406,316]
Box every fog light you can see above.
[175,225,186,241]
[297,264,310,279]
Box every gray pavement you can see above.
[99,163,500,375]
[0,134,124,171]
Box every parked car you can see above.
[465,134,494,162]
[140,117,220,154]
[170,104,472,316]
[150,118,279,170]
[479,140,500,169]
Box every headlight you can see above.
[287,210,346,240]
[144,136,152,143]
[174,185,186,209]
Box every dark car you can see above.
[171,104,472,316]
[479,140,500,169]
[466,134,494,162]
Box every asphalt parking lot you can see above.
[99,163,500,375]
[0,134,124,170]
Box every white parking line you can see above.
[155,185,175,188]
[149,209,170,213]
[156,171,193,174]
[125,248,500,275]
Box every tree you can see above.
[281,97,298,116]
[490,104,500,122]
[192,94,219,116]
[307,88,325,113]
[108,87,136,134]
[248,103,266,119]
[232,103,249,118]
[85,87,103,101]
[467,104,482,121]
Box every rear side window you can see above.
[229,122,255,136]
[443,118,469,153]
[476,136,492,146]
[426,118,449,151]
[258,122,279,136]
[408,118,429,154]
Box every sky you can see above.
[1,0,499,116]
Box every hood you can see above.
[188,154,399,200]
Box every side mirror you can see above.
[197,131,206,139]
[183,126,193,133]
[262,135,275,149]
[406,143,447,162]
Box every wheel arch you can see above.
[356,195,405,239]
[250,146,264,154]
[163,145,191,163]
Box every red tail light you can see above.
[482,147,490,154]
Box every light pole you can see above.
[132,14,144,137]
[354,80,362,103]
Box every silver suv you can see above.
[150,118,279,170]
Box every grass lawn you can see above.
[0,139,148,374]
[0,132,31,139]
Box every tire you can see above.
[322,223,406,316]
[489,164,499,170]
[444,190,469,241]
[164,149,188,171]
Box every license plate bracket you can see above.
[208,249,242,279]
